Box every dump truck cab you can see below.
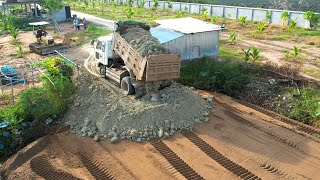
[92,35,116,68]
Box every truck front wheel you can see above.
[121,77,134,95]
[99,65,107,79]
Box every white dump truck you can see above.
[91,21,181,96]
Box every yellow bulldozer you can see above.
[29,21,69,55]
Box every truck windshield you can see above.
[96,41,102,50]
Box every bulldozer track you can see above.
[258,162,291,179]
[236,99,320,137]
[30,155,81,180]
[78,151,115,180]
[181,130,261,180]
[223,109,316,155]
[150,139,204,180]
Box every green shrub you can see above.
[179,58,255,96]
[0,57,74,158]
[229,32,236,45]
[254,22,267,38]
[17,45,23,58]
[280,11,289,26]
[250,46,261,63]
[265,10,271,23]
[242,48,251,63]
[210,16,217,24]
[288,18,297,30]
[289,87,320,126]
[239,16,247,25]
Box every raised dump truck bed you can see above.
[112,32,180,82]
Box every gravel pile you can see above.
[65,70,214,143]
[122,27,170,57]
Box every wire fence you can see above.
[0,59,42,107]
[0,51,78,108]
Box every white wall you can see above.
[112,0,320,28]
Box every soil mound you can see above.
[65,62,213,143]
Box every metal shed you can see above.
[151,17,221,61]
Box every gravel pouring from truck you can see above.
[92,21,181,96]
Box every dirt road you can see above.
[71,11,115,30]
[1,44,320,179]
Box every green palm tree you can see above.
[280,11,289,27]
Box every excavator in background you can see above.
[29,21,69,55]
[91,21,181,96]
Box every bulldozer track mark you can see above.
[181,130,261,180]
[30,155,81,180]
[257,161,293,179]
[223,110,311,154]
[150,139,204,180]
[212,96,320,139]
[225,109,320,161]
[236,99,320,137]
[78,151,115,180]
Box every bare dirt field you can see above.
[1,44,320,179]
[221,32,320,81]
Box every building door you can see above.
[192,45,200,59]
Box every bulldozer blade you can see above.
[29,43,69,55]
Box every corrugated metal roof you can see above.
[155,17,221,34]
[150,28,184,43]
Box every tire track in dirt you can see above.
[180,130,261,180]
[235,99,320,138]
[209,114,294,179]
[150,139,204,180]
[30,155,82,180]
[210,94,320,144]
[222,109,315,157]
[77,151,115,180]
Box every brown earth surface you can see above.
[220,32,320,81]
[1,22,320,179]
[1,91,320,179]
[1,44,320,179]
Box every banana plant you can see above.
[265,10,271,23]
[280,11,289,27]
[250,47,261,63]
[293,46,300,59]
[242,48,251,63]
[229,32,236,45]
[303,11,314,29]
[210,16,217,24]
[254,22,267,38]
[168,1,173,9]
[201,7,208,20]
[17,45,23,58]
[239,16,247,25]
[288,18,297,30]
[153,0,159,10]
[126,7,134,20]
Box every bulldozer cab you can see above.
[29,21,52,45]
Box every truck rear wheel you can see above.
[99,65,107,79]
[121,77,134,95]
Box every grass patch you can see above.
[219,40,242,61]
[287,87,320,126]
[179,58,257,96]
[303,67,320,79]
[298,29,320,36]
[66,23,111,46]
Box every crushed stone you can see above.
[122,27,170,57]
[64,68,214,143]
